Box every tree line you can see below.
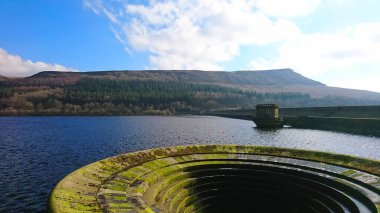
[0,78,377,115]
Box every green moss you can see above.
[108,202,131,207]
[141,207,156,213]
[70,202,98,211]
[49,144,380,213]
[340,169,357,176]
[109,195,127,202]
[102,181,126,191]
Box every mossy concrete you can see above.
[49,145,380,212]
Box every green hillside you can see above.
[1,69,380,115]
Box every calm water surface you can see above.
[0,116,379,212]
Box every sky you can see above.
[0,0,380,92]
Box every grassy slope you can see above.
[1,69,380,115]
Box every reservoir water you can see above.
[0,116,379,212]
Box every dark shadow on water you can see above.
[252,126,283,134]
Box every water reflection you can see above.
[0,116,379,212]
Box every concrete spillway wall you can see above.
[49,145,380,212]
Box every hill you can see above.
[1,69,380,115]
[26,69,323,86]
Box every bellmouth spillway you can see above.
[49,145,380,213]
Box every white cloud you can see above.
[249,23,380,75]
[84,0,380,92]
[254,0,321,17]
[327,70,380,93]
[83,0,120,24]
[84,0,318,70]
[249,23,380,92]
[0,48,75,77]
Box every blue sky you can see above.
[1,0,380,92]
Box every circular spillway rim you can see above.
[48,145,380,212]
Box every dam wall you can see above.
[209,106,380,136]
[284,116,380,136]
[280,106,380,118]
[211,106,380,119]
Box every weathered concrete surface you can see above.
[210,106,380,136]
[211,106,380,119]
[49,145,380,212]
[284,116,380,136]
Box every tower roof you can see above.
[256,104,279,109]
